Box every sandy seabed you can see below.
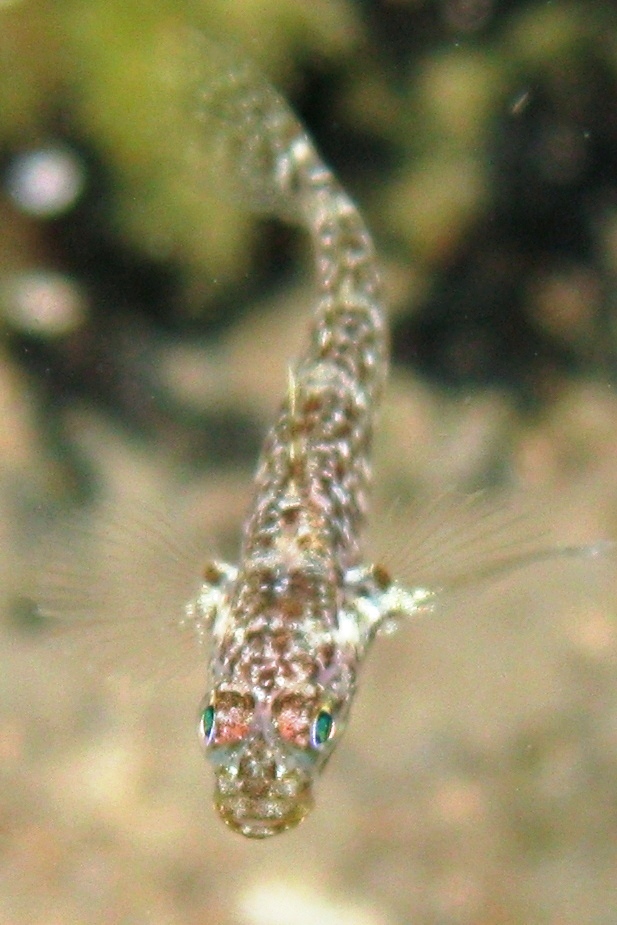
[2,287,617,925]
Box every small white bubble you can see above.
[6,145,85,218]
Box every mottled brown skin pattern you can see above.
[194,62,585,837]
[195,65,391,838]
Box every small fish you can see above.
[191,61,403,838]
[188,62,608,838]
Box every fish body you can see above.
[193,65,422,837]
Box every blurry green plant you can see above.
[0,0,363,301]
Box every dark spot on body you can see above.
[372,563,392,590]
[281,506,300,525]
[280,595,304,620]
[318,641,335,668]
[203,561,224,584]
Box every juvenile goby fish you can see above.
[191,62,426,838]
[189,60,606,838]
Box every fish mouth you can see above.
[214,775,314,838]
[209,732,316,837]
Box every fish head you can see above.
[198,684,343,837]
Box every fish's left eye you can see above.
[200,704,216,745]
[312,709,334,748]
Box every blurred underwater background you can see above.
[2,1,617,923]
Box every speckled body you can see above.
[194,63,424,837]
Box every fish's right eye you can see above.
[312,708,334,748]
[199,704,216,746]
[199,691,255,748]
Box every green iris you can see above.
[202,704,215,742]
[313,709,334,747]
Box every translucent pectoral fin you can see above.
[360,492,615,635]
[431,540,614,597]
[32,500,232,685]
[349,540,615,640]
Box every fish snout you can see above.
[213,739,314,837]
